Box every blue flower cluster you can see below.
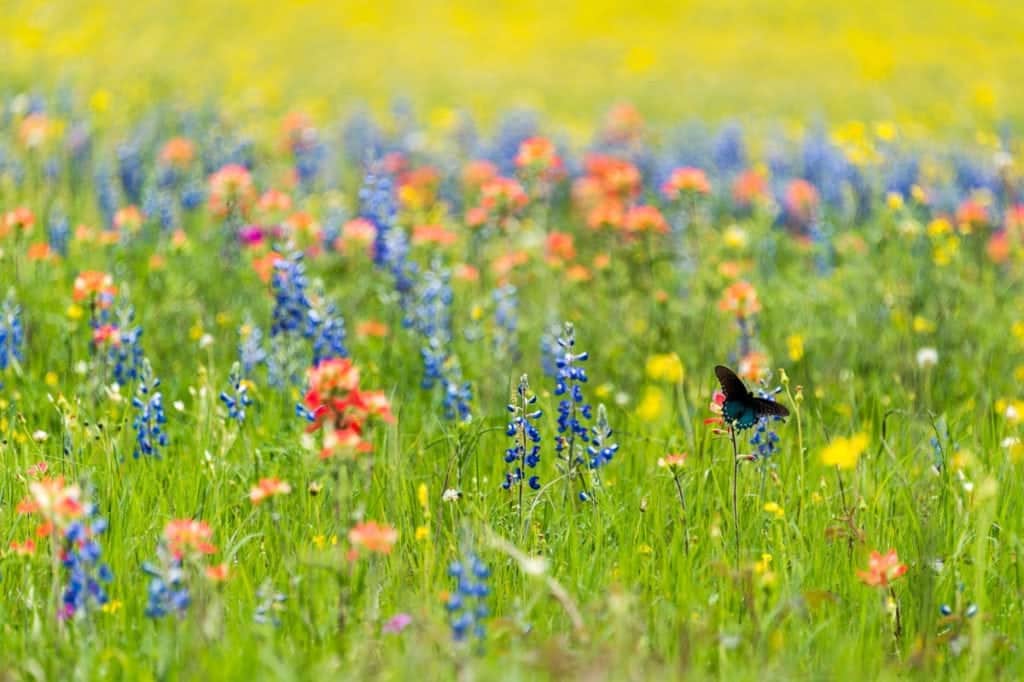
[408,261,473,421]
[0,292,24,371]
[587,404,619,470]
[446,552,490,643]
[750,387,784,459]
[503,374,542,492]
[553,323,592,489]
[110,304,144,386]
[142,550,190,618]
[132,359,169,458]
[270,252,312,337]
[492,284,519,361]
[220,362,253,423]
[308,293,348,365]
[60,509,113,621]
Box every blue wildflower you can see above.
[220,362,253,423]
[0,292,25,371]
[446,551,490,645]
[503,374,542,492]
[132,359,169,458]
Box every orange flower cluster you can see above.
[717,280,761,318]
[732,169,769,209]
[164,519,218,559]
[515,136,563,184]
[398,166,442,212]
[348,521,399,556]
[16,477,86,538]
[159,137,196,167]
[857,549,908,588]
[208,164,257,218]
[662,167,711,200]
[303,358,395,459]
[573,154,652,232]
[0,207,35,239]
[784,179,819,227]
[249,477,292,505]
[73,270,117,306]
[466,176,528,229]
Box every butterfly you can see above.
[714,365,790,430]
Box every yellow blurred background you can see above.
[3,0,1022,131]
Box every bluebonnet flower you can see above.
[108,304,144,385]
[749,386,784,460]
[359,171,397,268]
[180,180,205,212]
[142,553,191,618]
[265,254,313,388]
[441,356,473,423]
[293,138,326,194]
[503,375,542,492]
[270,251,312,337]
[540,322,562,378]
[0,292,25,371]
[47,208,70,257]
[307,292,348,365]
[117,141,145,205]
[408,262,473,421]
[94,163,120,229]
[712,122,747,176]
[360,171,418,306]
[342,109,383,164]
[587,404,619,470]
[553,323,593,494]
[253,580,287,626]
[238,318,267,377]
[132,359,169,458]
[60,510,113,621]
[220,362,253,423]
[492,284,519,362]
[446,551,490,644]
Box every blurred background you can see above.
[2,0,1022,133]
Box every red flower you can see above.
[857,549,908,587]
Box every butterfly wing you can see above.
[715,365,750,401]
[752,397,790,420]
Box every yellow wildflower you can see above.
[820,433,869,469]
[763,502,784,519]
[645,353,684,383]
[786,334,804,362]
[635,386,666,422]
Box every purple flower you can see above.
[382,612,412,634]
[239,225,266,246]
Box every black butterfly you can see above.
[714,365,789,430]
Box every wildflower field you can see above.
[3,2,1024,680]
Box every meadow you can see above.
[2,3,1024,681]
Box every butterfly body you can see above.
[714,365,789,430]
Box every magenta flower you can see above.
[382,612,412,634]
